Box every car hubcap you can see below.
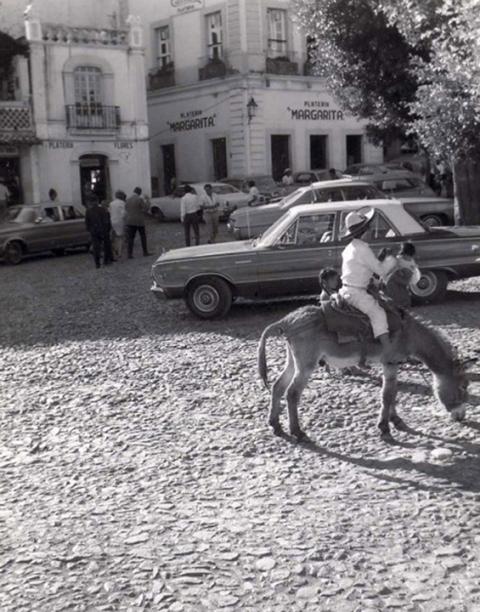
[412,272,437,297]
[193,285,220,313]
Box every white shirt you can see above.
[248,185,259,206]
[282,174,293,186]
[201,192,220,211]
[341,238,396,289]
[109,198,126,235]
[180,192,200,220]
[0,183,10,201]
[397,256,421,287]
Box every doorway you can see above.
[211,137,227,180]
[161,144,176,194]
[271,135,290,181]
[346,135,363,167]
[310,135,328,169]
[0,156,22,204]
[79,154,110,206]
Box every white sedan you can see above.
[148,182,250,222]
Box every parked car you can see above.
[0,203,90,265]
[148,182,250,222]
[220,175,281,202]
[401,197,454,227]
[353,170,436,199]
[151,198,480,318]
[292,169,344,185]
[227,179,384,239]
[344,162,411,175]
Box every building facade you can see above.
[136,0,383,195]
[0,0,150,207]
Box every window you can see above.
[278,213,336,247]
[206,12,223,60]
[62,205,84,220]
[74,66,102,110]
[211,185,237,195]
[267,8,288,58]
[342,185,384,200]
[155,26,172,68]
[313,188,344,203]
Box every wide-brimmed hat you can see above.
[341,208,376,238]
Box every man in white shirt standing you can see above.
[180,184,201,246]
[109,190,126,260]
[339,208,398,363]
[247,180,260,207]
[282,168,294,187]
[200,183,220,243]
[0,179,11,223]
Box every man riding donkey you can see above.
[338,208,400,364]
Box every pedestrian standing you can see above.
[247,180,260,207]
[180,185,201,246]
[0,179,11,222]
[200,183,220,243]
[282,168,294,187]
[125,187,151,258]
[109,190,126,260]
[85,195,113,269]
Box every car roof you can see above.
[304,178,374,189]
[362,171,418,180]
[290,198,400,217]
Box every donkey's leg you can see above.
[286,339,322,440]
[269,344,295,436]
[378,364,398,440]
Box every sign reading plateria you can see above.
[170,0,204,15]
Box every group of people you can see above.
[318,208,421,365]
[84,187,151,269]
[180,183,221,246]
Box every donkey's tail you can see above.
[258,320,285,390]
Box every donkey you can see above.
[258,305,469,441]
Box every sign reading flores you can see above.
[167,110,216,133]
[288,100,344,121]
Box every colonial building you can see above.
[0,0,150,206]
[136,0,382,195]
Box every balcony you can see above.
[66,104,121,130]
[198,54,235,81]
[148,63,175,90]
[265,52,299,76]
[0,101,38,144]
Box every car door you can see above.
[27,205,63,252]
[338,206,401,260]
[256,211,342,297]
[59,205,89,247]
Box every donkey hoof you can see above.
[380,430,395,443]
[292,428,307,441]
[391,416,409,432]
[271,423,284,437]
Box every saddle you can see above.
[321,292,404,343]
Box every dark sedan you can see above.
[0,203,90,264]
[151,199,480,318]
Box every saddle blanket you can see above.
[322,294,403,341]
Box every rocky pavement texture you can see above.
[1,220,480,611]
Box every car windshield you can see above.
[279,187,309,209]
[9,206,39,223]
[256,210,296,247]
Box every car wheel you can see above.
[411,270,448,304]
[186,277,233,319]
[151,207,165,222]
[4,241,23,265]
[421,214,444,227]
[52,248,65,256]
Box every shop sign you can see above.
[114,142,134,149]
[287,100,344,121]
[0,145,19,156]
[167,110,216,133]
[46,140,74,149]
[171,0,204,15]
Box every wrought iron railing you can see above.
[65,104,121,130]
[148,63,175,90]
[265,50,300,76]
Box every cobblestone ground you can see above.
[1,219,480,611]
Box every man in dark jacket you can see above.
[85,196,113,269]
[125,187,151,258]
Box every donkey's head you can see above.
[433,357,470,421]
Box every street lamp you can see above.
[247,97,258,124]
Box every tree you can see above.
[293,0,480,223]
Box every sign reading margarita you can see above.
[287,100,344,121]
[170,0,204,14]
[168,110,216,133]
